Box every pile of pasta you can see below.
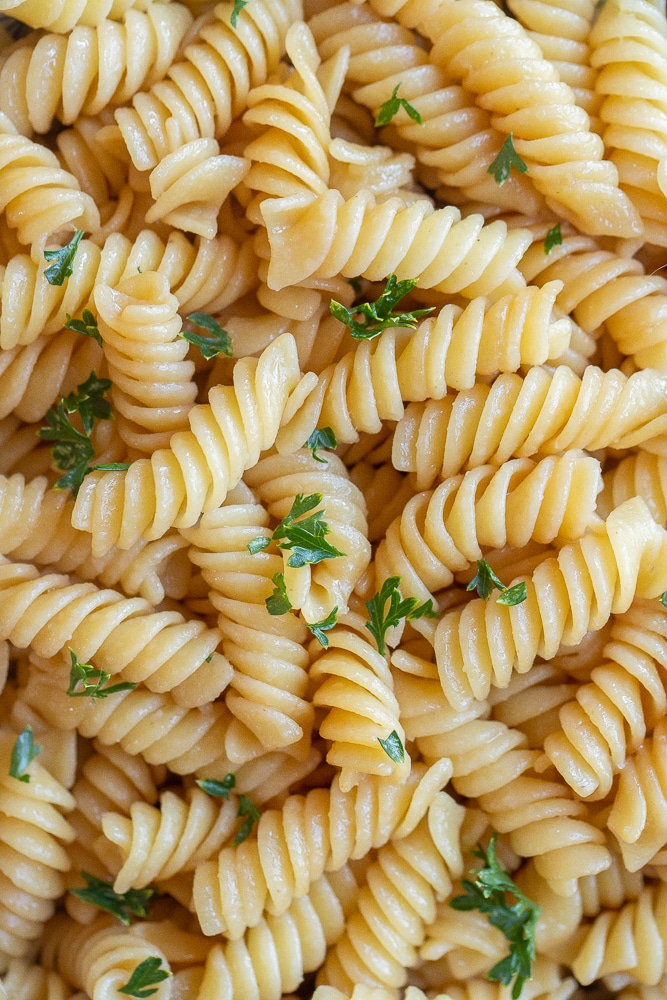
[2,0,667,996]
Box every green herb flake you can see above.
[9,725,41,783]
[67,649,136,699]
[234,794,261,845]
[347,275,363,294]
[467,559,527,607]
[305,606,338,647]
[487,135,528,187]
[375,83,424,127]
[378,729,405,763]
[230,0,248,28]
[118,957,171,998]
[182,312,233,359]
[248,493,345,568]
[330,273,434,340]
[65,309,102,346]
[365,576,438,656]
[305,426,337,463]
[70,872,156,925]
[660,591,667,608]
[196,774,236,799]
[265,572,293,616]
[450,834,541,1000]
[43,230,84,285]
[543,223,562,255]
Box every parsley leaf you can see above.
[234,794,261,845]
[305,427,337,463]
[67,649,136,699]
[196,774,236,799]
[467,560,527,606]
[487,135,528,186]
[182,312,233,359]
[543,223,562,255]
[450,834,541,1000]
[378,729,405,763]
[305,606,338,647]
[9,726,41,783]
[118,957,171,998]
[365,576,438,655]
[265,573,293,616]
[43,230,84,285]
[375,83,424,127]
[662,591,667,608]
[70,872,157,925]
[330,274,434,340]
[347,275,363,294]
[247,493,345,568]
[230,0,248,27]
[62,371,112,434]
[65,309,102,346]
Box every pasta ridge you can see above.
[0,0,173,33]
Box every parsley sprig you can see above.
[66,649,136,699]
[487,135,528,186]
[43,230,84,285]
[196,774,236,798]
[119,957,171,998]
[450,834,541,999]
[9,726,41,783]
[543,223,562,255]
[196,774,260,844]
[467,559,527,606]
[38,372,129,495]
[230,0,248,27]
[661,592,667,608]
[330,274,434,340]
[247,493,345,568]
[375,83,423,127]
[305,427,337,463]
[65,309,102,346]
[181,312,232,359]
[266,572,292,615]
[70,872,157,925]
[378,730,405,763]
[305,607,338,647]
[365,576,438,655]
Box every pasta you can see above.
[2,0,667,996]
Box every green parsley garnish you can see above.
[305,427,337,463]
[196,774,236,798]
[181,312,232,359]
[377,729,405,763]
[487,135,528,187]
[543,223,562,255]
[234,794,261,845]
[37,372,129,495]
[43,230,84,285]
[375,83,424,127]
[9,725,41,783]
[247,493,345,568]
[660,591,667,608]
[467,559,527,606]
[330,274,434,340]
[450,834,541,999]
[347,275,363,294]
[66,649,136,699]
[230,0,248,27]
[70,872,157,925]
[305,606,338,647]
[265,572,293,616]
[118,957,171,998]
[365,576,438,656]
[65,309,102,346]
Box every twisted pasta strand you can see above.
[113,0,303,170]
[0,4,193,135]
[0,0,171,32]
[0,959,75,999]
[392,365,667,491]
[433,498,667,709]
[192,757,452,939]
[600,451,667,524]
[71,333,316,555]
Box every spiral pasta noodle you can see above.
[0,0,172,33]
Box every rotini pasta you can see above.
[0,0,172,33]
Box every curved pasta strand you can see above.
[113,0,303,170]
[0,4,193,135]
[600,451,667,525]
[95,271,197,453]
[260,187,531,299]
[192,757,452,938]
[71,333,315,555]
[0,0,173,32]
[0,959,75,1000]
[311,627,410,790]
[320,794,464,991]
[0,227,256,350]
[392,365,667,491]
[433,498,667,710]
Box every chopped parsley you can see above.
[487,135,528,186]
[543,223,562,255]
[66,649,136,699]
[330,273,434,340]
[305,607,338,647]
[196,774,236,798]
[378,729,405,763]
[365,576,438,655]
[230,0,248,27]
[181,312,232,359]
[375,83,423,127]
[65,309,102,346]
[247,493,345,568]
[70,873,157,925]
[9,725,41,783]
[467,559,527,606]
[265,572,293,615]
[305,426,337,463]
[43,230,84,285]
[118,957,171,998]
